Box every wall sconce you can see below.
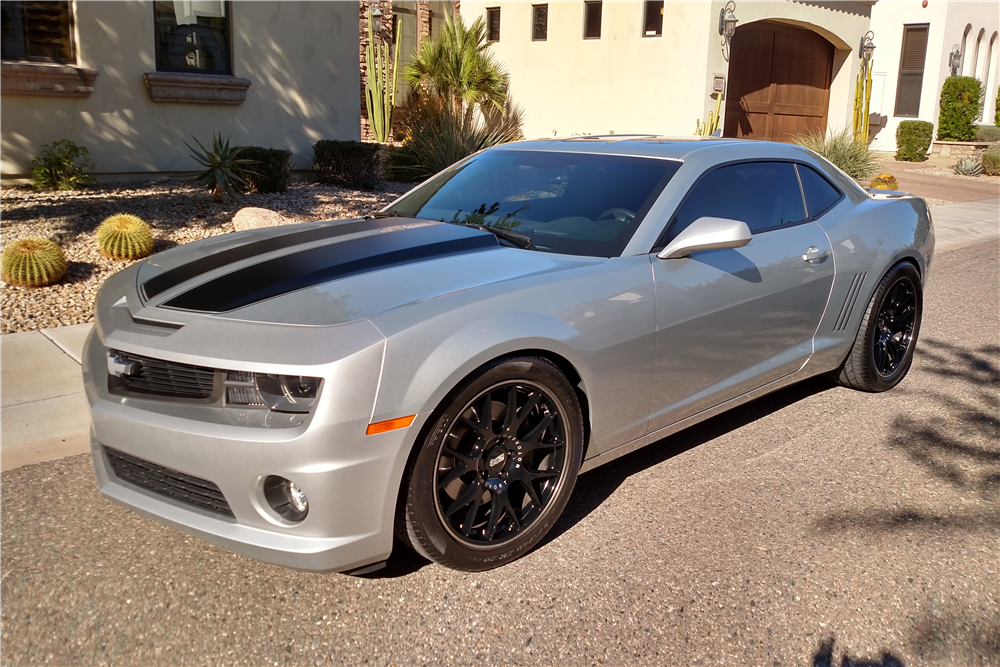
[859,31,876,60]
[718,1,738,42]
[370,5,384,38]
[948,44,961,76]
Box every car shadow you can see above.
[542,375,833,547]
[812,637,905,667]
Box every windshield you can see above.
[386,150,680,257]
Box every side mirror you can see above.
[656,216,752,260]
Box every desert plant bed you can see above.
[0,180,411,334]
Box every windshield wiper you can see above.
[460,223,535,250]
[364,210,404,220]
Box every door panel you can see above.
[647,222,834,432]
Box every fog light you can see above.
[263,475,308,522]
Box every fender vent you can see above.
[834,272,867,332]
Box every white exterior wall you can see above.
[459,1,873,140]
[1,1,360,178]
[868,0,999,153]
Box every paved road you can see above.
[2,242,997,667]
[881,161,1000,204]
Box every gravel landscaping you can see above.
[0,180,413,334]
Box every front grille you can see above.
[113,350,215,398]
[104,446,234,518]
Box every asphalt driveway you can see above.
[1,241,997,667]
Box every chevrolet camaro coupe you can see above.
[83,136,933,573]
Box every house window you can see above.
[486,6,500,42]
[893,24,928,118]
[154,1,231,75]
[532,4,547,42]
[643,1,663,37]
[583,1,601,39]
[0,1,74,63]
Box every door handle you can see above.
[802,246,827,263]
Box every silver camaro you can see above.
[83,137,933,573]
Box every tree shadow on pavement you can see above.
[812,637,904,667]
[544,375,833,546]
[815,338,1000,535]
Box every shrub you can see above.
[236,146,292,193]
[31,139,95,191]
[937,76,982,141]
[982,150,1000,176]
[382,144,423,182]
[393,97,523,180]
[975,125,1000,143]
[793,128,877,181]
[953,158,983,176]
[185,133,255,201]
[97,213,154,260]
[313,140,382,189]
[895,120,934,162]
[869,173,899,190]
[1,237,67,287]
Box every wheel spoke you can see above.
[519,478,543,510]
[519,413,554,452]
[438,461,470,490]
[444,478,484,518]
[442,445,476,467]
[460,491,483,537]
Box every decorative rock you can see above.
[232,207,295,232]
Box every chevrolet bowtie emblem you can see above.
[107,353,136,378]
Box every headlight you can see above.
[224,371,321,413]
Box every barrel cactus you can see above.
[96,213,154,260]
[1,237,68,287]
[869,173,899,190]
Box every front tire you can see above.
[400,357,583,571]
[832,261,923,392]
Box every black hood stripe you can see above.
[142,218,402,300]
[162,222,501,313]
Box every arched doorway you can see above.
[723,21,834,142]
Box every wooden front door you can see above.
[723,21,834,142]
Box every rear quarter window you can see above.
[796,164,843,218]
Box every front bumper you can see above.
[84,310,423,573]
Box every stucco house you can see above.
[456,0,879,142]
[866,0,998,153]
[1,1,360,180]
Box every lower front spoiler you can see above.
[91,437,391,574]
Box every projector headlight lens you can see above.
[225,372,320,413]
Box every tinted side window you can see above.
[662,161,806,244]
[796,164,842,218]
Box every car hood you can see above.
[132,217,600,327]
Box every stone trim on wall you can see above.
[0,62,98,98]
[143,72,251,105]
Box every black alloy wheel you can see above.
[833,261,923,392]
[871,277,917,377]
[400,357,583,571]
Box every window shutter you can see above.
[894,24,929,117]
[1,1,74,62]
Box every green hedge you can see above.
[982,151,1000,176]
[937,76,982,141]
[313,140,382,190]
[896,120,934,162]
[975,125,1000,143]
[237,146,292,193]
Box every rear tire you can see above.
[832,261,922,392]
[399,356,583,571]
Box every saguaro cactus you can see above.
[365,9,401,143]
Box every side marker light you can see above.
[366,415,416,435]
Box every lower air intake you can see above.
[104,446,234,518]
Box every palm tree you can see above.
[403,14,509,113]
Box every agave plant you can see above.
[185,133,256,201]
[953,157,983,176]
